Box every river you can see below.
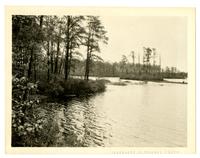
[48,77,187,147]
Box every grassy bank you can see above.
[38,78,106,98]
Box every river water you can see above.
[50,78,187,147]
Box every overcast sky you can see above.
[98,16,187,72]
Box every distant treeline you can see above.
[71,60,187,80]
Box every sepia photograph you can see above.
[5,7,195,154]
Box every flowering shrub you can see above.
[12,76,44,146]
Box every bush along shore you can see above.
[38,78,106,99]
[12,76,106,146]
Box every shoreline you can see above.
[120,78,187,84]
[72,75,187,85]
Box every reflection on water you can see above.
[49,79,187,147]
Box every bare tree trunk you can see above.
[68,41,73,77]
[40,16,43,28]
[34,53,37,82]
[68,49,72,77]
[65,16,70,80]
[47,41,50,81]
[50,40,54,74]
[84,33,91,81]
[84,50,89,80]
[65,46,69,80]
[58,57,63,75]
[54,37,60,74]
[55,25,61,74]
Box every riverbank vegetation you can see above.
[12,15,108,146]
[12,15,109,96]
[38,78,106,98]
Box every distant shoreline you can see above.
[71,75,187,84]
[119,77,187,84]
